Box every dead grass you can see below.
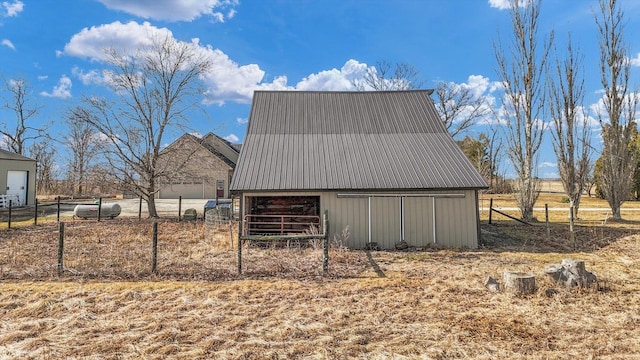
[1,202,640,358]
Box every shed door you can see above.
[370,197,401,249]
[6,170,28,206]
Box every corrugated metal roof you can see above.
[230,90,488,191]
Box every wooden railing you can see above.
[243,214,321,236]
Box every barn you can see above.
[230,90,488,249]
[0,149,36,208]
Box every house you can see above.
[0,149,36,207]
[230,90,488,249]
[156,132,240,199]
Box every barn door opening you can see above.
[245,196,320,235]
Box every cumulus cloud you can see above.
[224,133,239,143]
[295,59,370,91]
[1,39,14,50]
[40,75,72,99]
[61,21,172,62]
[236,117,248,124]
[96,0,238,22]
[488,0,511,10]
[2,0,23,17]
[62,21,289,104]
[538,161,557,168]
[71,66,114,86]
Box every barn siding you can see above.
[240,189,479,249]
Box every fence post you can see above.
[323,210,329,275]
[57,196,61,222]
[97,197,102,222]
[58,222,64,276]
[152,221,158,274]
[34,198,38,226]
[488,198,493,224]
[138,196,143,220]
[178,196,182,221]
[7,199,12,229]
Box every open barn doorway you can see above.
[244,196,320,235]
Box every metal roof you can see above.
[230,90,488,191]
[0,148,35,161]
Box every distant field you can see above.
[1,212,639,358]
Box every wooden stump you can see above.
[503,271,536,294]
[545,258,597,288]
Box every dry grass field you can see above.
[1,191,640,359]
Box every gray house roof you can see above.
[230,90,488,192]
[0,149,35,161]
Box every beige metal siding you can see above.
[404,196,435,246]
[241,190,479,249]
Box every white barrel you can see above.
[74,203,121,219]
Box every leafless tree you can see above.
[433,81,489,139]
[1,78,46,155]
[594,0,638,220]
[71,35,212,217]
[547,35,591,217]
[354,60,488,139]
[64,109,104,195]
[352,60,425,91]
[494,0,552,221]
[28,141,58,195]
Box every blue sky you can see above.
[2,0,640,178]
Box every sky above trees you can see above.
[2,0,640,178]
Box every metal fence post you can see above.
[152,221,158,274]
[97,197,102,222]
[7,199,12,229]
[58,222,64,276]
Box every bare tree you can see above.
[434,81,489,139]
[352,60,425,91]
[494,0,552,221]
[354,60,488,139]
[28,141,58,195]
[548,35,591,217]
[71,35,212,217]
[594,0,638,220]
[1,78,46,155]
[64,108,103,195]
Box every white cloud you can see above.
[2,0,23,17]
[488,0,510,10]
[96,0,238,22]
[40,75,72,99]
[296,59,370,91]
[37,75,48,81]
[71,66,113,86]
[224,133,239,143]
[1,38,14,50]
[236,117,248,124]
[63,21,288,105]
[539,161,557,168]
[62,21,172,62]
[630,53,640,67]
